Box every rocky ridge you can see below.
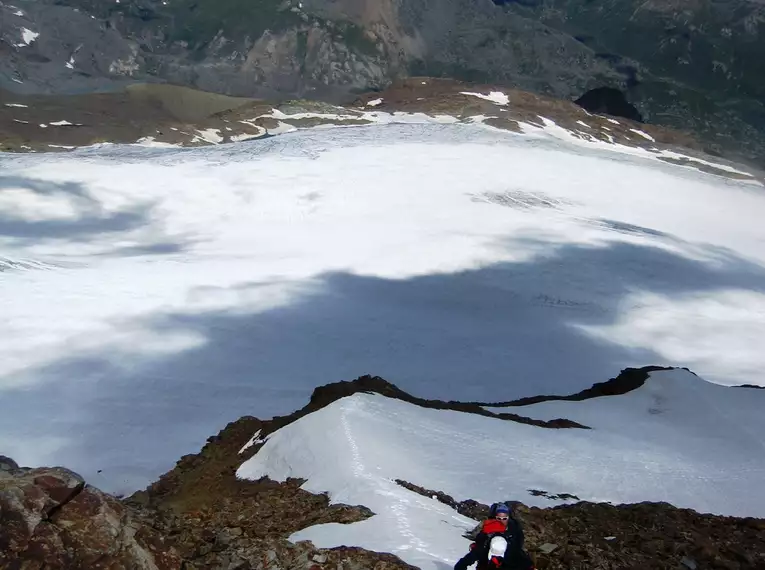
[3,367,765,569]
[1,78,760,184]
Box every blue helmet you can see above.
[490,502,511,517]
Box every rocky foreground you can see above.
[3,368,765,569]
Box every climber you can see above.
[453,502,535,570]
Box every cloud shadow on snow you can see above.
[0,174,193,255]
[3,238,765,493]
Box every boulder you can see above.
[0,458,182,570]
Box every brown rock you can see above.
[0,459,182,570]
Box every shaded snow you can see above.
[0,122,764,494]
[238,369,765,570]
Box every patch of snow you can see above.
[576,120,591,129]
[11,78,23,84]
[14,9,25,16]
[261,109,361,122]
[460,91,509,106]
[266,121,297,136]
[366,98,383,107]
[465,115,496,124]
[170,127,179,131]
[48,145,77,150]
[13,119,29,124]
[66,56,75,70]
[238,429,266,454]
[606,118,620,125]
[517,117,741,178]
[657,150,753,176]
[360,111,459,125]
[5,103,28,108]
[49,120,81,126]
[135,137,179,148]
[38,124,47,128]
[630,128,655,142]
[193,128,223,144]
[230,132,264,142]
[20,28,39,45]
[239,369,765,570]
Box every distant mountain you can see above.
[1,0,763,162]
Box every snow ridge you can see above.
[239,370,765,570]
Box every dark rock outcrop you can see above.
[0,460,182,569]
[483,365,676,408]
[574,87,643,122]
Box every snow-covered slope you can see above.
[1,121,764,494]
[237,369,765,570]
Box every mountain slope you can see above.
[1,0,763,161]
